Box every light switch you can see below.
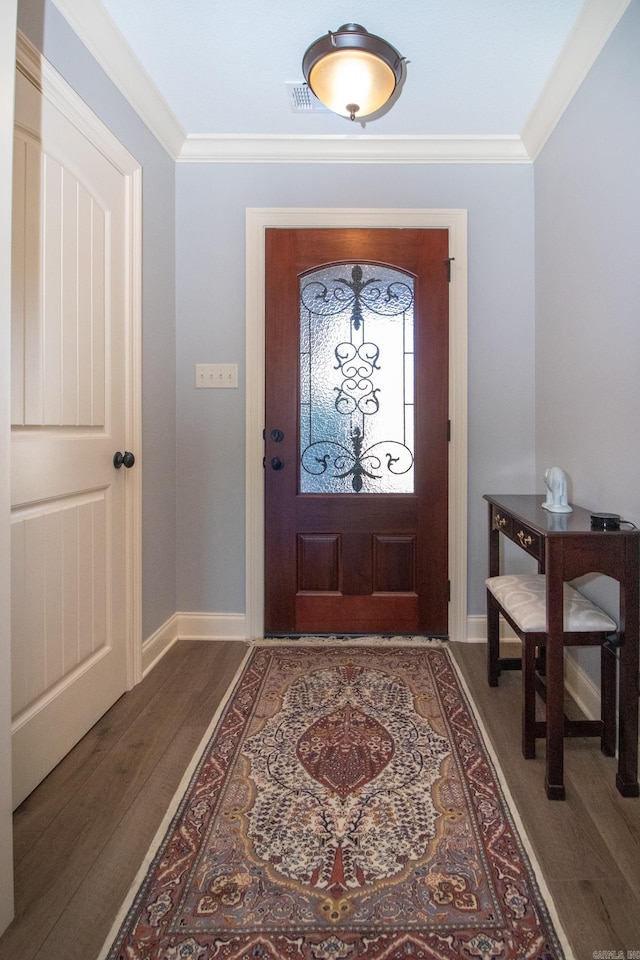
[195,363,238,389]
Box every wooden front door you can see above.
[264,228,449,636]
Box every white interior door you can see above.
[10,45,141,807]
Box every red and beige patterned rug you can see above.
[101,645,571,960]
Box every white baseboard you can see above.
[175,612,247,641]
[464,615,486,643]
[465,614,518,643]
[142,612,247,676]
[563,651,602,722]
[142,614,180,677]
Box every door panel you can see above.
[10,66,136,806]
[265,228,449,636]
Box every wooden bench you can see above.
[485,573,619,763]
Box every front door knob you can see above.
[271,457,284,471]
[113,451,135,469]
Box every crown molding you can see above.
[521,0,632,160]
[179,134,530,164]
[49,0,185,159]
[48,0,629,165]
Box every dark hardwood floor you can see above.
[452,641,640,958]
[0,639,248,960]
[0,638,638,960]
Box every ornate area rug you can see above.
[101,646,571,960]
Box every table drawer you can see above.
[513,522,543,560]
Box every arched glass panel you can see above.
[300,262,415,494]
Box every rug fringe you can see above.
[249,635,448,647]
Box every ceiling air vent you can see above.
[286,82,330,114]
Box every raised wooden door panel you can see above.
[373,535,417,592]
[265,228,449,636]
[11,65,137,806]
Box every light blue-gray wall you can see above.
[535,0,640,674]
[18,0,178,641]
[176,163,536,617]
[20,0,638,638]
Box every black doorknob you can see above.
[113,451,135,469]
[271,457,284,471]
[270,428,284,442]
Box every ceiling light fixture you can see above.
[302,23,405,122]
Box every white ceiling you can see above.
[50,0,631,161]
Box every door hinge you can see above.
[444,257,455,282]
[447,419,451,441]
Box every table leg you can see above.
[544,641,565,800]
[600,645,616,758]
[545,569,565,800]
[522,637,537,759]
[487,590,501,687]
[486,512,502,687]
[617,542,639,796]
[616,638,639,795]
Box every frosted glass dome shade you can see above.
[309,50,397,119]
[303,24,404,121]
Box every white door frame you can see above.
[245,208,468,641]
[0,0,18,934]
[15,33,143,688]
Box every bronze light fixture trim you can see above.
[302,23,405,121]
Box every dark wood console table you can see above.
[484,493,639,800]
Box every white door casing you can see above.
[10,35,141,807]
[245,208,468,642]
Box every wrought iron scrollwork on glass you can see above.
[300,262,415,494]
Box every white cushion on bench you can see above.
[486,574,617,633]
